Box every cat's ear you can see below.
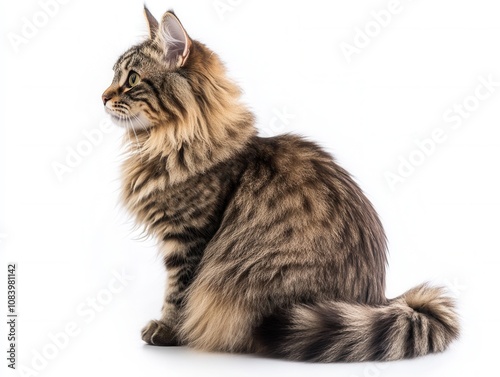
[157,11,192,68]
[144,5,159,39]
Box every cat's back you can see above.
[230,132,384,244]
[241,133,354,202]
[206,133,387,304]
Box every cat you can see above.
[101,7,459,362]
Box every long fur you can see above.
[102,7,460,361]
[255,284,459,361]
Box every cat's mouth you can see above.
[106,109,151,130]
[106,110,129,125]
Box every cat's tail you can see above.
[255,284,459,362]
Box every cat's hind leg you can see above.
[179,282,257,353]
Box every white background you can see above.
[1,0,499,376]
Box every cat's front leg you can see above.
[141,280,182,346]
[141,319,178,346]
[140,269,185,346]
[141,239,202,346]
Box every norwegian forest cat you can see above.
[102,7,459,361]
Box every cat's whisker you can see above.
[125,128,136,153]
[132,114,151,137]
[128,118,145,162]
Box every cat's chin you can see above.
[108,113,152,131]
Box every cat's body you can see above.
[103,8,459,362]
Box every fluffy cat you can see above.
[101,7,459,361]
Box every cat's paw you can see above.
[141,320,178,346]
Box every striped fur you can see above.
[102,7,460,361]
[255,284,459,361]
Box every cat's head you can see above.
[102,7,228,132]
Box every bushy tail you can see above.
[256,284,460,362]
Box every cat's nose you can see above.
[102,94,111,106]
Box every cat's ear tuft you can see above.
[144,5,159,39]
[157,11,192,68]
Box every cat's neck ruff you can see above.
[123,108,256,185]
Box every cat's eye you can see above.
[127,71,140,87]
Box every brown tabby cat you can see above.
[102,7,459,361]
